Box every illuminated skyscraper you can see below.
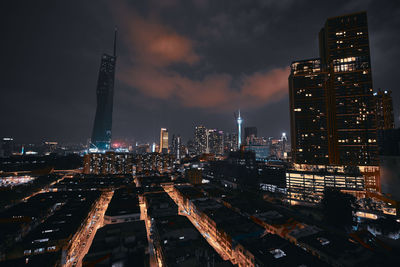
[91,29,117,151]
[159,128,169,154]
[194,126,207,155]
[206,129,224,155]
[289,12,380,192]
[171,134,182,159]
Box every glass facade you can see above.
[91,31,117,151]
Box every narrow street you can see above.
[164,188,230,261]
[65,191,114,267]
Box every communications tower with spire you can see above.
[235,110,243,149]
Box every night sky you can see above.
[1,0,400,144]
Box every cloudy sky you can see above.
[1,0,399,144]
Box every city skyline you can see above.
[1,3,400,266]
[1,0,400,144]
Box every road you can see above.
[65,191,114,267]
[140,202,159,267]
[164,187,231,261]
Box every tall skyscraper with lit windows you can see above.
[194,126,207,155]
[159,128,169,154]
[289,12,380,192]
[91,29,117,151]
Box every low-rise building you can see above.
[104,188,141,224]
[83,221,148,267]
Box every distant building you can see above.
[83,152,134,175]
[224,132,238,153]
[159,128,169,154]
[375,89,395,130]
[171,134,183,159]
[1,137,14,157]
[194,126,207,155]
[206,129,224,155]
[289,12,380,193]
[135,153,174,174]
[91,30,117,151]
[244,127,257,145]
[244,145,269,161]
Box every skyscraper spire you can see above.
[113,26,117,57]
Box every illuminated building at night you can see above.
[194,125,207,155]
[287,12,380,205]
[224,132,238,153]
[244,127,257,145]
[288,12,381,201]
[83,151,134,175]
[206,129,224,155]
[374,89,395,130]
[171,134,182,159]
[0,137,14,157]
[159,128,169,154]
[90,29,117,151]
[135,153,174,174]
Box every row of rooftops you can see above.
[172,183,398,266]
[83,221,149,267]
[1,191,101,265]
[154,215,231,267]
[0,192,98,249]
[172,185,327,266]
[21,191,100,249]
[53,174,134,191]
[105,187,140,217]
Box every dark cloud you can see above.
[1,0,399,144]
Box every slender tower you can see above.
[236,110,243,149]
[91,28,117,151]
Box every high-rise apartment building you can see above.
[289,12,380,193]
[194,126,207,155]
[206,129,224,155]
[83,152,133,175]
[244,127,257,145]
[91,30,117,151]
[159,128,169,154]
[375,89,395,130]
[171,134,183,159]
[224,132,238,153]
